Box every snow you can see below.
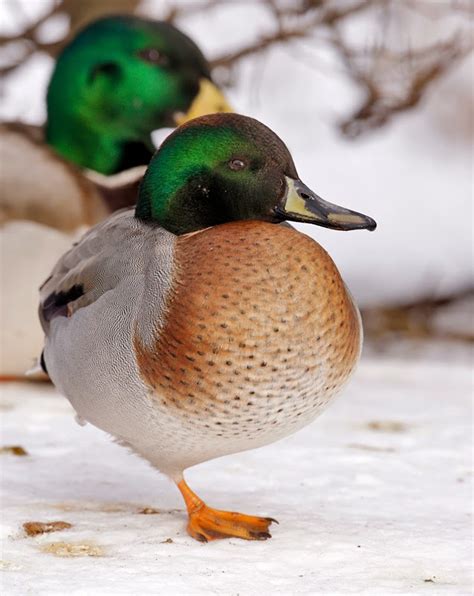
[1,351,472,595]
[1,3,472,306]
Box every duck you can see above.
[0,14,231,379]
[39,113,376,542]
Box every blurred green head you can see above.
[136,113,377,234]
[46,15,231,174]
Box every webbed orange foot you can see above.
[177,479,276,542]
[187,504,275,542]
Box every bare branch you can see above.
[0,0,141,71]
[210,0,377,68]
[0,3,62,46]
[162,0,223,24]
[334,33,472,137]
[361,287,474,342]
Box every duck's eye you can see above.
[137,48,168,66]
[229,159,246,171]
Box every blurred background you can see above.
[1,0,472,357]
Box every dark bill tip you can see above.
[279,177,377,232]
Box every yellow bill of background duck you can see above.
[174,78,233,126]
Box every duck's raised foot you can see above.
[177,478,276,542]
[188,505,276,542]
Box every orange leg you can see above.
[0,375,50,383]
[0,375,20,382]
[177,479,277,542]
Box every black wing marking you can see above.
[40,351,48,375]
[41,284,84,323]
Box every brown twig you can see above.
[333,32,472,137]
[162,0,223,23]
[210,0,377,68]
[0,3,62,46]
[0,0,141,76]
[361,287,474,342]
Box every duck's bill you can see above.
[277,177,377,231]
[173,79,233,126]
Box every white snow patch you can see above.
[0,355,472,595]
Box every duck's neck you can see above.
[45,121,154,175]
[135,171,219,235]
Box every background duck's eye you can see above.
[229,158,246,171]
[137,48,168,66]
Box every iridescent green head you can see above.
[136,113,377,234]
[46,15,231,175]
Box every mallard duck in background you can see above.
[40,113,376,541]
[0,14,231,378]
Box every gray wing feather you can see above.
[39,210,147,333]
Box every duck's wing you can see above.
[0,122,108,230]
[85,166,146,213]
[1,122,147,230]
[39,209,150,334]
[3,121,44,143]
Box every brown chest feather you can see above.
[134,221,360,428]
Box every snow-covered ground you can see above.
[1,349,472,595]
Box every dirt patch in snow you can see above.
[23,521,72,536]
[0,445,28,456]
[347,443,397,453]
[41,541,104,557]
[367,420,408,433]
[138,507,161,514]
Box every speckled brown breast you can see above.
[134,221,360,447]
